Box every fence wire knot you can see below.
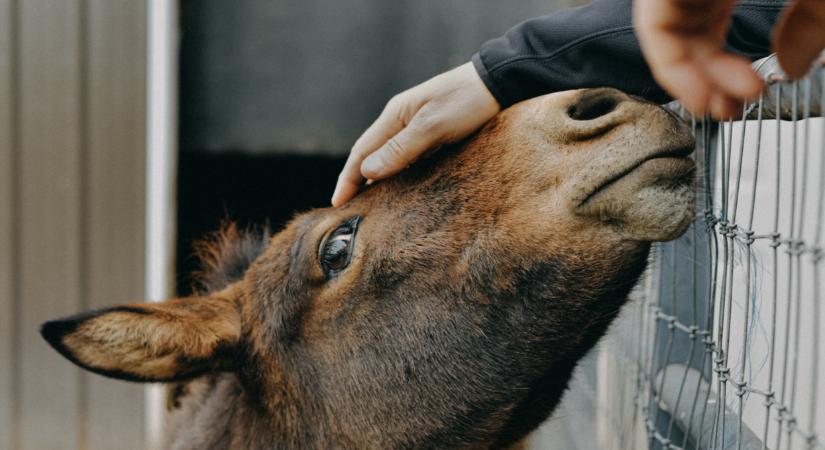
[763,391,776,408]
[719,220,737,238]
[788,416,799,433]
[812,246,823,263]
[776,404,788,423]
[784,239,805,255]
[714,364,730,383]
[739,229,755,245]
[733,379,747,397]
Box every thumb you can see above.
[360,116,442,180]
[774,0,825,79]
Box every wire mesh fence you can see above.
[588,56,825,450]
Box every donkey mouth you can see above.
[577,144,695,209]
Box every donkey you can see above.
[41,88,695,449]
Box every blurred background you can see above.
[0,1,587,449]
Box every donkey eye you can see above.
[320,216,361,277]
[322,235,351,271]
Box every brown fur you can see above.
[41,88,695,449]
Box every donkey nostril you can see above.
[567,90,622,121]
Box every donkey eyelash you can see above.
[328,233,352,243]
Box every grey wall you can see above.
[0,1,147,449]
[180,0,587,155]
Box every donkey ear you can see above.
[40,293,241,382]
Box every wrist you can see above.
[470,54,505,108]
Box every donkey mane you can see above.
[191,222,271,294]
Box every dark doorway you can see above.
[176,153,346,295]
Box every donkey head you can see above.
[42,88,695,449]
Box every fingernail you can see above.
[361,155,382,177]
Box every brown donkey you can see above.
[41,88,695,449]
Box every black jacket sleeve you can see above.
[472,0,786,107]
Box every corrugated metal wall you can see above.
[0,1,148,449]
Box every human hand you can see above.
[633,0,762,119]
[331,62,500,207]
[634,0,825,119]
[773,0,825,78]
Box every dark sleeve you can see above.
[472,0,786,108]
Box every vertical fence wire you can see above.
[600,58,824,450]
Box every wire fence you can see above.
[589,56,825,450]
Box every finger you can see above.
[331,102,408,207]
[708,91,743,120]
[774,0,825,78]
[351,98,409,160]
[704,52,763,100]
[653,60,713,116]
[331,162,363,207]
[633,16,713,115]
[332,146,373,207]
[361,114,442,180]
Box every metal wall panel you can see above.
[17,1,85,447]
[84,1,147,448]
[0,0,15,448]
[0,1,147,448]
